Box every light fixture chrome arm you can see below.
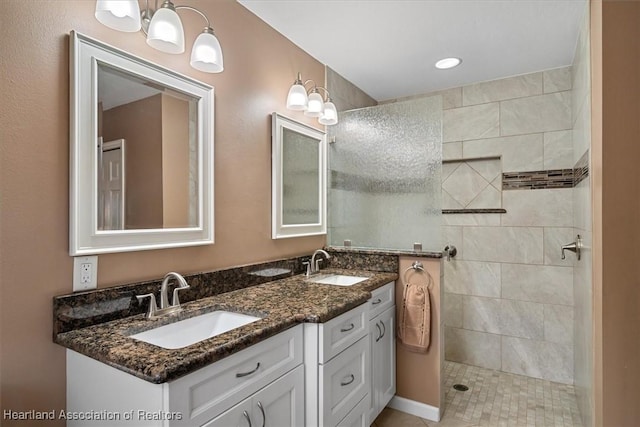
[175,5,211,28]
[313,86,332,100]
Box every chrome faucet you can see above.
[306,249,331,277]
[136,272,190,319]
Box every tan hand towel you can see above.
[398,281,431,353]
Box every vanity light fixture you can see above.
[95,0,224,73]
[435,57,462,70]
[286,72,338,125]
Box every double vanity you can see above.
[56,268,397,427]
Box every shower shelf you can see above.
[442,209,506,214]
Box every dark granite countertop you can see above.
[55,269,397,384]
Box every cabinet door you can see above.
[370,305,396,422]
[252,365,304,427]
[201,399,253,427]
[203,366,303,427]
[376,306,396,411]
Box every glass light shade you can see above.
[304,91,324,117]
[318,101,338,125]
[147,7,185,54]
[286,84,308,111]
[95,0,141,32]
[190,30,224,73]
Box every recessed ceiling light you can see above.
[435,57,462,69]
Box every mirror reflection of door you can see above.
[99,138,125,230]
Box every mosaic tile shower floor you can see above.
[373,361,583,427]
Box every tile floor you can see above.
[373,361,583,427]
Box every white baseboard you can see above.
[388,395,440,422]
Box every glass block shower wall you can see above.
[327,97,442,251]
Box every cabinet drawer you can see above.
[319,336,369,427]
[369,282,394,319]
[318,303,368,363]
[168,325,302,426]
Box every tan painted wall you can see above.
[591,1,640,426]
[103,94,164,229]
[161,93,190,228]
[395,257,443,409]
[0,0,324,423]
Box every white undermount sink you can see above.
[309,274,369,286]
[129,311,261,349]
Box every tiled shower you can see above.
[438,64,576,385]
[326,4,593,423]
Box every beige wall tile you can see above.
[443,190,464,210]
[440,87,463,110]
[444,260,501,297]
[443,103,500,142]
[467,185,501,209]
[445,327,501,370]
[544,304,574,345]
[381,87,462,110]
[463,226,543,264]
[443,141,462,160]
[500,299,544,340]
[442,163,489,207]
[444,292,463,328]
[502,263,573,306]
[443,213,501,226]
[463,134,544,171]
[543,130,573,169]
[502,189,573,227]
[463,73,542,106]
[543,67,572,93]
[500,91,571,136]
[463,296,502,334]
[572,96,591,164]
[501,336,573,384]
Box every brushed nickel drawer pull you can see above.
[243,410,252,427]
[340,323,355,332]
[375,322,382,342]
[257,401,266,427]
[236,362,261,378]
[341,374,355,386]
[371,298,382,305]
[379,320,386,338]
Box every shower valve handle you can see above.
[561,235,582,261]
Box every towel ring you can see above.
[402,261,433,290]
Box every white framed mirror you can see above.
[271,113,327,239]
[69,31,214,255]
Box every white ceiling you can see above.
[238,0,587,101]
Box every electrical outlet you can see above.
[73,256,98,291]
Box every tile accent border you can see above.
[501,149,589,190]
[573,149,589,186]
[502,169,574,190]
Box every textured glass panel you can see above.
[282,128,320,224]
[328,97,442,251]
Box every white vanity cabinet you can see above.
[368,282,396,422]
[304,303,370,427]
[67,325,303,427]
